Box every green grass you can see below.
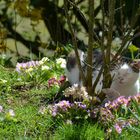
[51,123,105,140]
[0,63,140,140]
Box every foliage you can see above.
[0,57,140,139]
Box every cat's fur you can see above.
[65,50,140,98]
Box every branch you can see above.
[64,0,86,85]
[103,0,116,88]
[112,5,140,63]
[86,0,94,96]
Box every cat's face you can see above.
[113,63,139,85]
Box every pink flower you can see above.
[59,75,66,84]
[114,123,122,134]
[48,78,58,87]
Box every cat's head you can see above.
[114,63,139,85]
[66,50,85,72]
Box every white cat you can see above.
[111,63,139,96]
[65,50,140,98]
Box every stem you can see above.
[86,0,94,96]
[64,0,86,85]
[103,0,115,88]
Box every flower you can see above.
[16,60,40,73]
[50,100,71,117]
[66,119,72,124]
[39,57,49,65]
[38,106,46,114]
[48,78,59,87]
[41,65,50,70]
[64,85,90,101]
[8,109,15,117]
[58,75,66,84]
[56,100,71,110]
[56,58,66,68]
[74,102,87,109]
[25,67,34,73]
[114,123,122,134]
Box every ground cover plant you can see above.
[0,56,140,140]
[0,0,140,140]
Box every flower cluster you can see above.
[104,96,131,110]
[49,100,71,117]
[16,57,66,73]
[104,94,140,111]
[114,119,138,134]
[48,100,89,122]
[56,58,66,68]
[47,76,66,87]
[44,93,140,134]
[16,60,40,73]
[91,94,140,134]
[64,84,91,101]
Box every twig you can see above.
[112,5,140,63]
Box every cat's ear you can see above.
[102,88,120,101]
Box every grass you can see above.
[0,58,140,140]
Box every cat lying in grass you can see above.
[65,50,140,99]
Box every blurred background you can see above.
[0,0,140,66]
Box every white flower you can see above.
[25,67,34,73]
[66,120,72,124]
[39,57,49,65]
[56,58,66,68]
[41,65,50,70]
[38,106,46,114]
[8,109,15,117]
[0,79,7,83]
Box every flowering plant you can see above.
[0,105,16,122]
[15,57,66,85]
[47,100,90,123]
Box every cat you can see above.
[65,49,140,98]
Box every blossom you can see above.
[104,96,131,110]
[39,57,49,65]
[64,85,90,101]
[99,107,115,125]
[56,58,66,68]
[38,106,46,114]
[56,100,71,111]
[41,65,50,70]
[16,61,40,73]
[25,67,34,73]
[66,119,72,124]
[132,94,140,103]
[50,100,71,116]
[74,102,87,109]
[114,123,122,134]
[48,78,58,87]
[8,109,15,117]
